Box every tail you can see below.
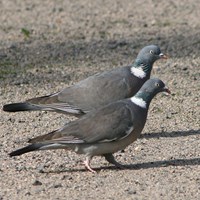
[3,94,86,115]
[9,143,69,157]
[9,143,43,157]
[3,102,41,112]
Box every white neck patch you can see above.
[131,66,146,78]
[130,96,147,108]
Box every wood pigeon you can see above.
[3,45,167,116]
[9,78,170,173]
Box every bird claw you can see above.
[83,159,97,173]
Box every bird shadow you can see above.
[41,129,199,174]
[42,157,200,174]
[141,129,200,139]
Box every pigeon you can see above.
[3,45,167,116]
[9,78,170,173]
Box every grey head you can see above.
[132,45,167,75]
[131,78,170,109]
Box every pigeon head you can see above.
[131,78,170,108]
[136,45,167,65]
[131,45,167,79]
[139,78,170,96]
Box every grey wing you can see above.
[51,102,133,144]
[57,69,130,112]
[30,102,134,145]
[79,103,134,143]
[27,92,85,115]
[25,67,131,114]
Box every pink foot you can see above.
[83,157,97,173]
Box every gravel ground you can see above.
[0,0,199,199]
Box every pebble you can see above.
[32,180,42,186]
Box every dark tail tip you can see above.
[3,102,39,112]
[9,144,41,157]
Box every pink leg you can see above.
[83,156,97,173]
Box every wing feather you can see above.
[29,101,134,145]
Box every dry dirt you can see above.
[0,0,199,199]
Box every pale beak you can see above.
[162,86,171,95]
[159,53,168,59]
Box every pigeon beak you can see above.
[159,53,168,59]
[162,86,171,95]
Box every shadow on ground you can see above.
[43,157,200,174]
[142,129,200,138]
[1,28,200,85]
[1,28,200,69]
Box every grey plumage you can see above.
[9,78,170,172]
[3,45,167,115]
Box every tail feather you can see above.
[27,94,58,104]
[9,143,43,157]
[3,102,41,112]
[3,101,85,115]
[9,143,69,157]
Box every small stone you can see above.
[125,188,137,195]
[32,180,42,186]
[166,113,172,119]
[53,184,62,188]
[25,192,31,196]
[37,165,45,173]
[128,190,137,195]
[61,175,73,180]
[135,146,143,151]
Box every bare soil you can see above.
[0,0,199,199]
